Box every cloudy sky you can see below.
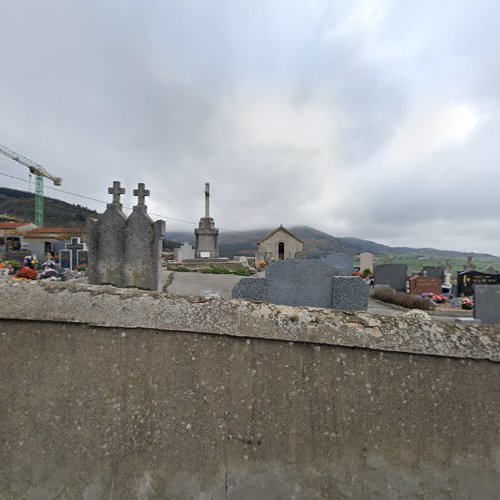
[0,0,499,253]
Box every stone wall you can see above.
[257,229,304,260]
[1,281,499,499]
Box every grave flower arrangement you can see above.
[15,266,39,280]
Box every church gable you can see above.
[258,225,303,245]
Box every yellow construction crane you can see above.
[0,143,62,227]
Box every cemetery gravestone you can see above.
[359,252,374,274]
[374,264,408,291]
[123,183,165,291]
[410,276,442,296]
[175,242,195,262]
[266,260,337,308]
[88,181,127,287]
[59,250,72,270]
[232,278,267,302]
[65,237,85,269]
[331,276,369,311]
[5,249,32,263]
[474,285,500,324]
[457,271,500,297]
[88,181,165,291]
[422,266,444,280]
[76,250,88,268]
[321,253,354,275]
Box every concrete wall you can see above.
[1,282,500,499]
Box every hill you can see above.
[167,225,358,258]
[0,187,99,227]
[339,237,495,259]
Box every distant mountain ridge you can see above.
[338,236,496,259]
[1,186,496,259]
[168,226,496,259]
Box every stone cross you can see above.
[65,237,85,269]
[205,182,210,218]
[133,183,150,208]
[108,181,126,208]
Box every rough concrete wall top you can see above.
[0,280,499,362]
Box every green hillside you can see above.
[0,187,99,227]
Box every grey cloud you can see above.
[0,0,499,254]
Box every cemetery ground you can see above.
[161,269,470,321]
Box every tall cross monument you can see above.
[195,182,219,258]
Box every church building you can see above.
[257,225,304,261]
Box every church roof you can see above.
[258,225,304,245]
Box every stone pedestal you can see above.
[195,218,219,258]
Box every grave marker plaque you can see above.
[59,250,72,270]
[457,271,500,296]
[77,250,88,268]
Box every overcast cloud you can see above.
[1,0,499,253]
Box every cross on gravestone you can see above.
[108,181,126,207]
[65,237,85,269]
[133,183,150,207]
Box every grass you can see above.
[201,266,232,275]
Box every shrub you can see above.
[234,268,251,276]
[201,266,232,274]
[372,287,435,311]
[176,265,189,272]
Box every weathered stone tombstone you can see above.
[374,264,408,291]
[321,253,354,275]
[123,183,165,291]
[474,285,500,324]
[59,249,72,270]
[88,181,165,291]
[88,181,127,287]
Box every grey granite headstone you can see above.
[232,278,267,302]
[88,181,127,287]
[473,285,500,324]
[331,276,369,311]
[321,253,354,275]
[374,264,408,291]
[266,260,336,308]
[123,183,165,291]
[59,250,72,270]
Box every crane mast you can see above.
[0,143,62,227]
